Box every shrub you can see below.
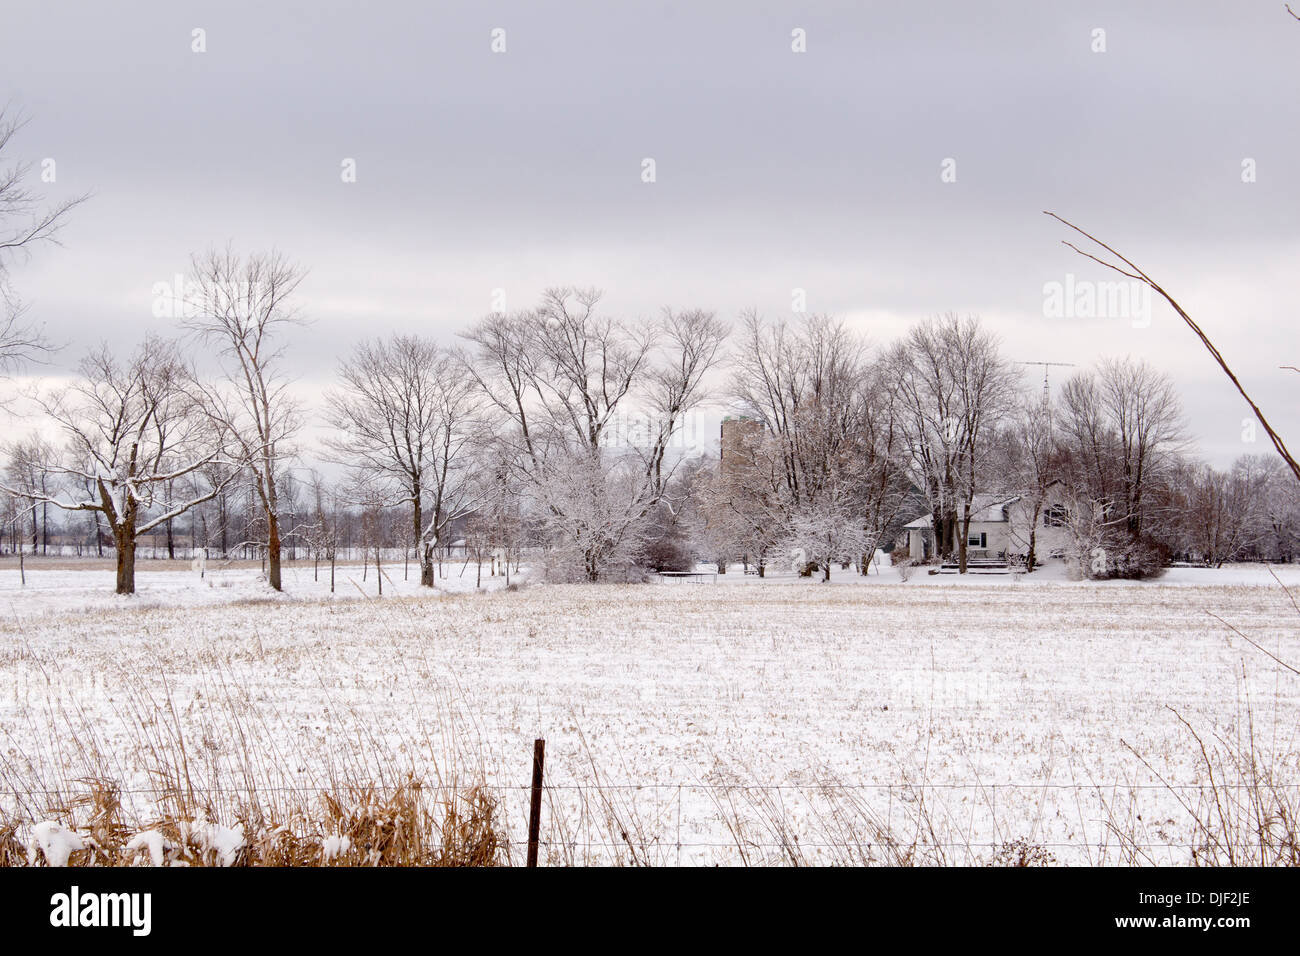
[640,525,695,572]
[1078,530,1170,580]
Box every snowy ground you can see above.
[4,553,1297,619]
[2,558,1298,864]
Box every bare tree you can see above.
[997,396,1060,571]
[785,471,872,581]
[0,492,38,583]
[198,458,240,558]
[3,433,56,552]
[0,107,88,375]
[531,449,654,580]
[1258,456,1300,561]
[185,248,306,591]
[462,510,495,588]
[303,469,344,592]
[350,473,391,596]
[1174,459,1271,567]
[641,307,728,497]
[467,445,527,583]
[855,360,916,572]
[325,334,480,587]
[1051,357,1185,577]
[729,311,904,577]
[0,337,236,593]
[732,312,869,508]
[0,305,53,381]
[464,288,725,581]
[1057,358,1185,541]
[641,456,710,572]
[888,314,1016,572]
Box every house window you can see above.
[1044,506,1068,528]
[968,532,986,548]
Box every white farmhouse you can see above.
[900,487,1073,565]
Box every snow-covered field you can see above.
[2,559,1299,864]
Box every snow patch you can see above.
[125,829,173,866]
[322,834,351,860]
[179,822,245,866]
[28,821,83,867]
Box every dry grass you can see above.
[1096,577,1300,867]
[1092,713,1300,867]
[7,773,507,867]
[0,665,512,866]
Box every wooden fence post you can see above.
[526,738,545,867]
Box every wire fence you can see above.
[5,723,1296,866]
[5,778,1293,858]
[4,781,1297,795]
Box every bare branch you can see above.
[1046,211,1300,486]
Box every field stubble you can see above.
[2,576,1297,865]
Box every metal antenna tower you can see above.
[1016,361,1077,405]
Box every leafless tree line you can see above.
[5,279,1299,592]
[689,310,1297,581]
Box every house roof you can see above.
[902,494,1023,529]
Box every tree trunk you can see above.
[931,510,952,564]
[415,493,435,588]
[267,515,283,590]
[115,527,137,595]
[1026,499,1042,572]
[958,513,970,574]
[219,494,228,557]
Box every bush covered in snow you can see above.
[1076,531,1170,581]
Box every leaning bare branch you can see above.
[1045,211,1300,485]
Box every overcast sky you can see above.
[3,0,1298,466]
